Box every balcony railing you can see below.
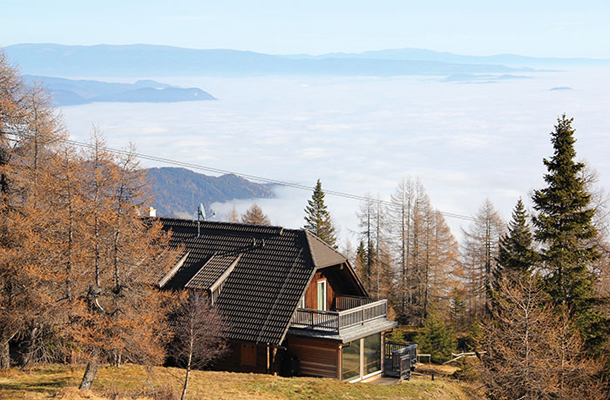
[290,299,388,333]
[335,295,375,311]
[384,341,417,380]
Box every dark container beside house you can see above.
[281,355,300,377]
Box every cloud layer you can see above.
[62,68,610,243]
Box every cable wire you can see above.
[18,134,476,221]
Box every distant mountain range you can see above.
[146,167,275,219]
[4,44,607,80]
[23,75,215,106]
[288,48,610,67]
[3,43,534,78]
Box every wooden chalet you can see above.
[158,218,401,382]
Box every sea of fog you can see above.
[60,67,610,245]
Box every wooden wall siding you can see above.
[323,264,366,299]
[241,343,257,366]
[304,271,336,310]
[214,341,274,374]
[289,337,339,378]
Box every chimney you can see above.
[147,206,157,217]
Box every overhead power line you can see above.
[23,135,476,222]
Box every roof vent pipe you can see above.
[196,203,206,238]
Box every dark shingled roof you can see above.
[158,218,355,346]
[185,253,240,290]
[305,231,347,269]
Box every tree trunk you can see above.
[180,366,191,400]
[181,334,194,400]
[0,340,9,369]
[79,360,98,390]
[20,325,39,369]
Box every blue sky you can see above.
[2,0,609,57]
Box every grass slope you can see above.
[0,364,478,400]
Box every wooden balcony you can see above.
[335,294,375,311]
[290,298,388,334]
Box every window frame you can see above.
[317,280,327,311]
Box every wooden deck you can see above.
[290,299,388,333]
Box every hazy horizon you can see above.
[5,43,610,60]
[2,1,609,59]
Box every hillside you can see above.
[0,364,478,399]
[23,75,215,106]
[147,167,275,219]
[302,47,610,67]
[4,43,525,78]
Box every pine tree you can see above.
[461,199,505,318]
[357,194,391,298]
[227,205,239,223]
[303,179,337,247]
[388,178,414,322]
[414,310,457,363]
[479,274,607,399]
[73,134,177,389]
[532,115,605,350]
[241,203,271,225]
[496,198,538,280]
[0,52,68,369]
[387,178,460,325]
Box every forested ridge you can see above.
[146,167,275,218]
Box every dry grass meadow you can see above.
[0,363,481,399]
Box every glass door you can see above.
[317,280,327,311]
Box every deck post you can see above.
[337,345,342,380]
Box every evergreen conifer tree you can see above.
[532,115,605,350]
[414,310,457,363]
[496,198,538,280]
[355,240,369,285]
[304,179,337,248]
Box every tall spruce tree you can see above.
[304,179,337,248]
[532,115,605,350]
[496,198,538,279]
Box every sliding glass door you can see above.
[341,333,382,381]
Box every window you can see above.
[364,333,381,375]
[298,295,306,309]
[341,340,361,381]
[341,333,382,381]
[317,280,327,311]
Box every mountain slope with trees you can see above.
[146,167,275,219]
